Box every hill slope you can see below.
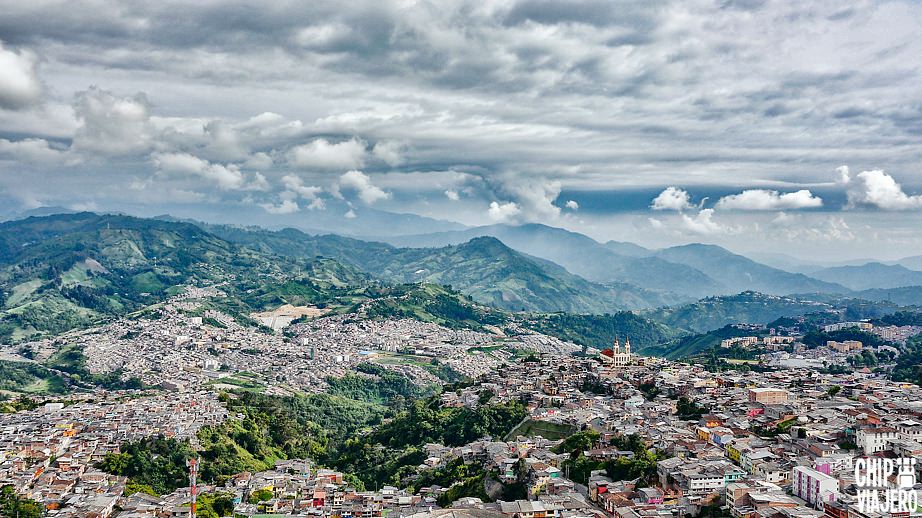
[644,292,833,334]
[381,223,720,298]
[208,225,685,312]
[812,262,922,291]
[655,244,849,296]
[0,213,369,342]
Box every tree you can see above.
[1,485,44,518]
[250,488,273,502]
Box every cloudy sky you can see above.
[1,0,922,260]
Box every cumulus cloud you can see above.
[0,41,42,110]
[651,187,694,211]
[338,170,390,204]
[244,152,273,170]
[716,189,823,210]
[444,189,460,201]
[261,198,300,214]
[152,152,264,191]
[498,179,562,221]
[565,200,579,210]
[281,174,322,199]
[73,87,153,155]
[769,213,856,242]
[372,140,404,166]
[280,174,324,209]
[680,209,737,235]
[487,201,521,222]
[0,138,71,165]
[838,166,922,210]
[288,138,366,170]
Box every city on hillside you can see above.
[3,2,922,518]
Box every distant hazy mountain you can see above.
[747,251,880,274]
[897,255,922,271]
[5,206,78,221]
[603,240,652,258]
[850,286,922,307]
[381,223,721,298]
[210,223,686,312]
[811,262,922,291]
[357,236,685,312]
[655,243,849,296]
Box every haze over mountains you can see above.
[3,210,922,356]
[381,223,871,299]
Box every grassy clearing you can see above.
[7,280,43,307]
[504,418,577,441]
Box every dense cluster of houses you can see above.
[5,306,922,518]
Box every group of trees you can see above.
[521,312,677,352]
[557,432,663,486]
[327,396,528,489]
[676,396,709,420]
[326,363,426,404]
[890,335,922,386]
[44,343,143,390]
[97,436,196,495]
[0,360,67,394]
[1,485,43,518]
[99,390,388,493]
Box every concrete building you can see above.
[792,466,838,506]
[748,388,789,405]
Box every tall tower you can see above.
[624,337,631,355]
[612,337,620,354]
[187,457,199,518]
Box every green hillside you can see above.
[520,312,681,351]
[0,213,368,342]
[645,292,832,333]
[207,224,685,312]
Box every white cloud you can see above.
[261,199,300,214]
[0,138,71,165]
[288,138,366,170]
[281,174,323,199]
[344,208,357,219]
[152,152,264,191]
[0,41,42,110]
[244,152,273,170]
[501,179,562,221]
[372,140,404,166]
[280,174,324,209]
[565,200,579,210]
[338,170,390,204]
[680,208,735,235]
[487,200,521,222]
[651,187,694,211]
[250,172,270,191]
[444,189,460,201]
[73,87,153,156]
[769,213,855,242]
[839,166,922,210]
[716,189,823,210]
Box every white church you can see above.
[599,337,634,366]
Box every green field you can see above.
[206,372,266,392]
[504,418,577,441]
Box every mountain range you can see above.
[3,211,922,351]
[382,223,851,298]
